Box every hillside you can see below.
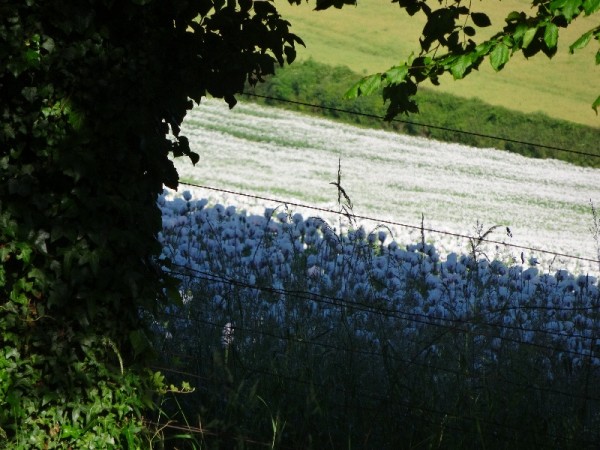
[246,60,600,168]
[173,99,600,275]
[275,0,600,128]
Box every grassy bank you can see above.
[245,60,600,168]
[275,0,600,127]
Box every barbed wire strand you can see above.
[154,312,600,403]
[176,181,600,267]
[167,263,600,346]
[163,199,600,318]
[165,265,600,360]
[241,92,600,160]
[151,343,600,448]
[151,277,600,445]
[156,314,472,381]
[162,195,600,316]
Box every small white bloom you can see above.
[222,322,234,348]
[528,256,539,266]
[307,265,321,278]
[264,208,274,220]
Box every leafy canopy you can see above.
[290,0,600,118]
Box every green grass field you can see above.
[276,0,599,127]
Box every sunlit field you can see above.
[171,99,600,276]
[274,0,600,127]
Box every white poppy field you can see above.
[171,99,600,276]
[154,99,600,447]
[158,190,600,369]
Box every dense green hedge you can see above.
[0,1,301,447]
[246,60,600,168]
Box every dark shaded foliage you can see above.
[0,0,301,446]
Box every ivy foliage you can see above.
[295,0,600,118]
[0,0,301,447]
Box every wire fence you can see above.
[147,258,600,448]
[178,181,600,268]
[151,348,600,448]
[241,92,600,161]
[149,353,600,449]
[153,99,600,447]
[167,265,599,351]
[150,311,600,449]
[155,304,600,404]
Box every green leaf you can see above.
[61,424,82,439]
[569,30,593,53]
[315,0,357,10]
[83,250,100,276]
[450,53,473,79]
[505,11,524,22]
[284,45,296,64]
[197,0,213,16]
[16,243,33,264]
[351,73,383,97]
[522,27,538,49]
[561,0,583,21]
[164,279,184,307]
[224,94,236,108]
[385,64,409,84]
[42,393,58,407]
[513,23,529,43]
[474,40,494,57]
[490,42,510,71]
[596,49,600,64]
[544,23,559,49]
[72,406,81,424]
[239,0,252,12]
[27,268,46,284]
[344,80,361,99]
[41,37,55,53]
[583,0,600,13]
[470,12,491,27]
[21,87,38,103]
[254,0,277,14]
[593,95,600,114]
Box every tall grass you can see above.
[151,190,600,449]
